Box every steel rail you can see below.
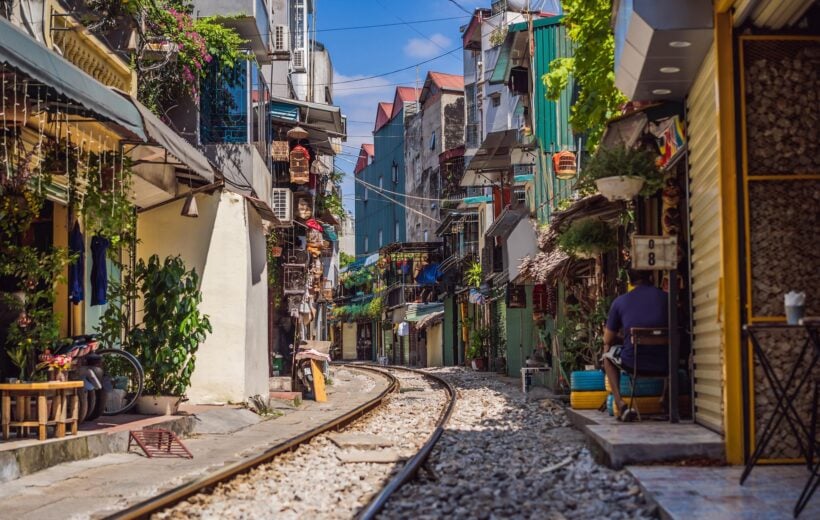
[357,365,457,520]
[106,365,398,520]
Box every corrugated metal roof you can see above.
[354,143,374,174]
[390,86,420,119]
[374,102,393,133]
[429,72,464,91]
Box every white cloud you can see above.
[403,33,452,59]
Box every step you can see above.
[269,391,302,401]
[566,408,724,469]
[269,376,293,392]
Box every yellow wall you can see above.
[342,323,357,360]
[426,323,443,367]
[52,203,70,338]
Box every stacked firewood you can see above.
[744,43,820,175]
[749,181,820,317]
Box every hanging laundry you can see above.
[68,221,84,304]
[397,321,410,337]
[90,235,110,306]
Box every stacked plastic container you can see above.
[569,370,607,409]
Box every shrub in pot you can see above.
[130,255,211,414]
[557,218,617,259]
[578,145,663,201]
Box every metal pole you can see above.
[669,269,680,423]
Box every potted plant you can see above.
[129,255,211,415]
[579,145,663,201]
[557,218,618,259]
[467,326,489,370]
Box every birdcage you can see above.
[287,293,303,314]
[553,151,577,179]
[272,141,289,161]
[289,145,310,184]
[283,263,308,294]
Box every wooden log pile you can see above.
[753,329,820,460]
[744,42,820,175]
[749,181,820,317]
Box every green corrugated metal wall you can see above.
[529,19,575,224]
[506,285,535,377]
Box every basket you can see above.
[570,390,608,410]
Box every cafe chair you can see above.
[627,327,670,420]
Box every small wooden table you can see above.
[0,381,83,441]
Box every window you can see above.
[379,175,383,191]
[424,230,429,242]
[378,229,383,248]
[429,131,436,151]
[395,221,400,241]
[364,186,368,202]
[391,162,398,183]
[365,236,369,252]
[274,26,288,52]
[491,93,501,107]
[200,59,249,144]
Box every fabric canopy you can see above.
[0,16,145,140]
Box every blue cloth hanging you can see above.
[68,222,84,304]
[416,263,441,286]
[90,235,109,306]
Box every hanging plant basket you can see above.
[270,246,283,257]
[271,141,289,162]
[594,176,645,201]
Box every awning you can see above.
[0,16,145,141]
[416,310,445,330]
[125,96,215,183]
[462,129,518,186]
[486,206,528,238]
[269,95,345,135]
[244,195,280,225]
[406,303,444,322]
[364,253,380,267]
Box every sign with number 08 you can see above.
[631,235,677,270]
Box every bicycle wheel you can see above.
[94,348,144,415]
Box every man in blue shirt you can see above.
[603,268,668,421]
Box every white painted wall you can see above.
[137,189,269,404]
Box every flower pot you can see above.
[594,175,645,201]
[136,395,181,415]
[270,246,283,257]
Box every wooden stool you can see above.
[1,382,83,441]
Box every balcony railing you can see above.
[385,283,439,309]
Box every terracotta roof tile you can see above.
[429,72,464,91]
[374,102,393,133]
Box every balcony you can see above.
[194,0,271,62]
[385,283,439,309]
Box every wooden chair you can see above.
[627,327,670,420]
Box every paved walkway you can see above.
[0,367,388,519]
[629,464,819,519]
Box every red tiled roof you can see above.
[374,102,393,133]
[429,72,464,91]
[390,87,420,119]
[354,143,375,175]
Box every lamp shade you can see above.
[181,192,199,218]
[287,125,309,140]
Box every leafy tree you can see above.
[339,251,355,268]
[543,0,626,150]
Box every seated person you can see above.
[602,268,668,421]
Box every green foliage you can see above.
[543,0,627,150]
[577,145,664,197]
[342,267,374,290]
[0,138,73,380]
[339,251,355,268]
[367,296,383,320]
[331,297,381,321]
[128,255,212,396]
[557,219,617,258]
[467,326,489,359]
[316,190,347,222]
[558,297,611,373]
[136,1,250,115]
[464,262,482,288]
[80,154,137,249]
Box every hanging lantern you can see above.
[553,151,577,180]
[289,145,310,184]
[287,125,309,140]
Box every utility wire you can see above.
[316,15,470,33]
[374,0,461,63]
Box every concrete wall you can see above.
[137,190,269,404]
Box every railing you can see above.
[385,283,439,309]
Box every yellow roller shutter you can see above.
[687,42,725,433]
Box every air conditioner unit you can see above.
[271,188,292,225]
[274,25,289,53]
[292,49,306,71]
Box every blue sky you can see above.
[318,0,484,214]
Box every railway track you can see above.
[107,365,455,520]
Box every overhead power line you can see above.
[316,15,470,33]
